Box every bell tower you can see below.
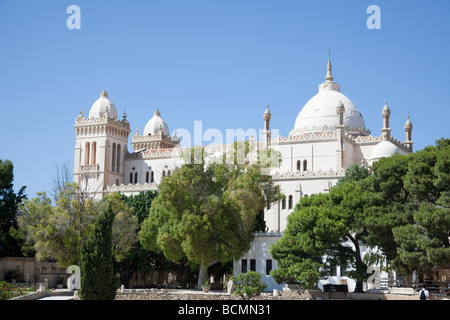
[73,91,130,199]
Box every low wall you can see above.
[106,288,433,301]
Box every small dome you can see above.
[143,110,170,136]
[88,91,118,119]
[370,141,399,161]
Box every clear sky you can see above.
[0,0,448,198]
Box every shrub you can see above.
[0,281,34,300]
[231,271,268,300]
[4,270,23,283]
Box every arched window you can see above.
[112,143,116,172]
[167,170,171,176]
[91,141,97,164]
[134,172,138,184]
[162,170,166,177]
[150,171,154,183]
[303,160,307,172]
[129,172,133,184]
[282,198,286,210]
[146,171,149,183]
[288,195,293,209]
[296,160,301,171]
[116,144,121,173]
[85,142,90,165]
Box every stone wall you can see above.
[83,288,445,300]
[0,257,68,289]
[107,288,425,300]
[73,288,314,300]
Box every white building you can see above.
[73,57,413,291]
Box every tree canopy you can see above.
[139,145,282,287]
[270,166,370,292]
[17,183,138,267]
[0,159,27,257]
[271,138,450,290]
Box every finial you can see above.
[336,100,345,113]
[405,114,412,130]
[79,108,83,116]
[325,50,334,81]
[101,90,108,98]
[263,103,271,121]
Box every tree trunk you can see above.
[347,234,365,293]
[197,261,216,289]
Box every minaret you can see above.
[381,100,391,141]
[404,114,413,151]
[336,101,345,170]
[262,104,271,149]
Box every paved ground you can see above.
[38,295,74,300]
[37,289,75,300]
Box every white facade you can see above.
[73,58,413,291]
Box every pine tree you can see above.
[79,203,120,300]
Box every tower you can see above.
[73,91,131,199]
[381,100,391,141]
[404,114,413,151]
[336,100,346,170]
[262,104,271,149]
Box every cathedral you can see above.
[73,57,413,291]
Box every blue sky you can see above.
[0,0,448,198]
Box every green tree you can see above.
[270,165,371,292]
[362,139,450,284]
[17,184,138,267]
[139,146,282,288]
[79,203,120,300]
[117,190,190,288]
[0,159,27,256]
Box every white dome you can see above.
[370,141,400,161]
[293,90,366,134]
[88,91,118,119]
[292,58,366,136]
[143,110,170,136]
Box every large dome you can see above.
[143,110,170,136]
[292,59,367,136]
[88,91,118,119]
